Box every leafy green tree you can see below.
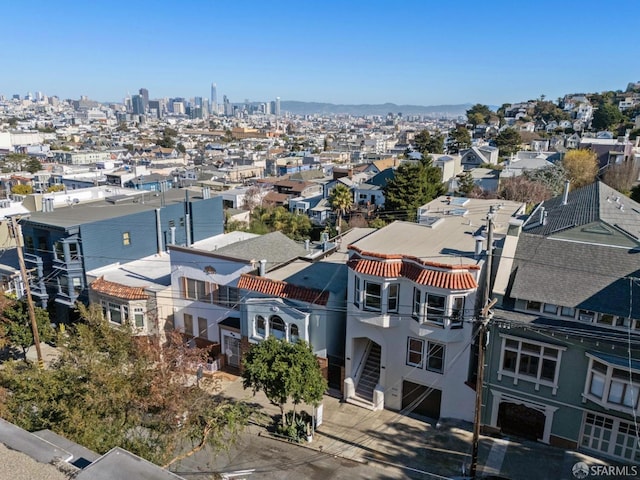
[591,103,624,131]
[328,184,353,234]
[0,303,249,467]
[176,142,186,154]
[466,104,492,126]
[242,336,327,428]
[448,125,471,153]
[24,157,42,174]
[383,158,445,221]
[533,101,570,123]
[562,149,599,188]
[495,128,522,158]
[414,129,444,155]
[0,299,55,360]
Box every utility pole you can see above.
[470,206,496,479]
[9,216,44,368]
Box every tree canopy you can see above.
[228,205,312,241]
[591,103,624,131]
[413,129,444,155]
[466,104,492,126]
[494,128,522,158]
[382,158,446,221]
[0,298,55,359]
[448,125,471,153]
[242,336,326,427]
[0,304,249,467]
[562,149,599,189]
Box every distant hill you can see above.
[280,101,472,117]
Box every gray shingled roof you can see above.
[508,233,640,318]
[213,231,308,271]
[523,181,640,239]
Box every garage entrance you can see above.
[497,402,545,440]
[401,381,441,420]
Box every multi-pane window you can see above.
[388,283,399,313]
[270,315,286,340]
[499,336,563,392]
[133,307,144,328]
[581,413,640,463]
[406,338,424,367]
[122,232,131,246]
[586,359,640,411]
[109,302,123,324]
[364,281,382,311]
[406,337,445,374]
[525,300,541,312]
[426,342,445,373]
[181,278,239,307]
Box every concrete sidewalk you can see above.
[218,377,612,480]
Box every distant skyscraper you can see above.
[275,96,281,116]
[139,88,149,111]
[223,95,232,116]
[132,94,145,115]
[210,83,217,114]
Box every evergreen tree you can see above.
[383,158,445,221]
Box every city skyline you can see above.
[2,1,639,106]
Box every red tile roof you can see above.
[348,257,477,290]
[348,245,480,270]
[237,274,330,305]
[90,276,149,300]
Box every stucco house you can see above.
[342,197,525,421]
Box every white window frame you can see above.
[497,334,565,394]
[583,355,640,415]
[426,293,446,326]
[426,341,445,374]
[387,283,399,313]
[363,280,382,312]
[580,411,640,462]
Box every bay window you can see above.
[585,357,640,411]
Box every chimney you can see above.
[539,206,545,225]
[562,180,570,205]
[170,226,176,245]
[304,239,310,251]
[474,235,485,260]
[258,259,267,276]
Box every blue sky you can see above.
[2,0,639,106]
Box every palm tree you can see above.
[328,184,353,235]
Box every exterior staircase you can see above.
[355,343,381,402]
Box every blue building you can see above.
[21,187,224,322]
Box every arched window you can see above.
[270,315,286,340]
[290,324,299,343]
[255,315,266,337]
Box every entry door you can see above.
[225,335,241,368]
